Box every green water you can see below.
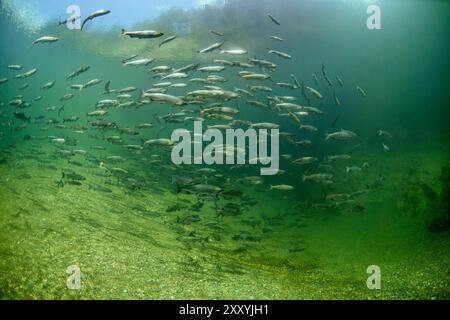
[0,0,449,299]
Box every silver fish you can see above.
[268,49,291,59]
[158,35,176,47]
[121,29,163,39]
[81,9,111,31]
[141,93,185,106]
[325,129,357,141]
[32,36,59,45]
[199,42,223,54]
[124,58,155,67]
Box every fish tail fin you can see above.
[302,175,306,182]
[270,185,273,190]
[345,167,350,173]
[121,29,126,35]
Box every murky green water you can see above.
[0,0,449,299]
